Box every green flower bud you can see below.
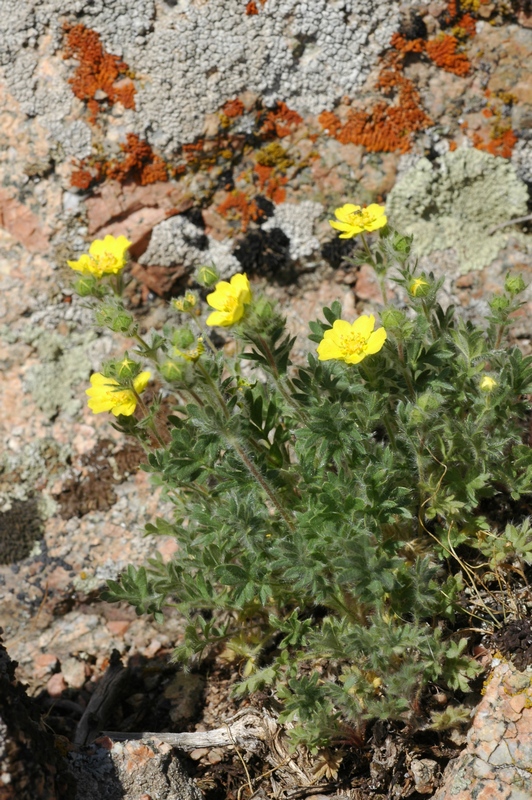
[74,276,98,297]
[489,295,511,312]
[408,276,430,297]
[479,375,497,393]
[172,327,195,349]
[196,264,220,287]
[114,353,142,380]
[160,360,187,381]
[504,273,526,297]
[392,232,412,254]
[95,304,135,333]
[381,309,406,329]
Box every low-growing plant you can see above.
[70,206,532,750]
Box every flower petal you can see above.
[111,395,136,416]
[133,371,151,394]
[351,315,375,338]
[334,204,361,222]
[230,273,252,303]
[206,281,232,310]
[365,326,387,354]
[317,339,344,361]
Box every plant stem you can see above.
[256,335,308,424]
[360,232,387,304]
[196,361,231,420]
[227,436,295,532]
[133,390,168,448]
[396,340,416,400]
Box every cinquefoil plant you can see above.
[71,205,532,750]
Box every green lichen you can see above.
[23,329,97,419]
[386,149,530,273]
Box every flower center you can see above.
[223,295,239,313]
[91,252,117,275]
[105,387,132,406]
[340,332,367,357]
[347,209,372,227]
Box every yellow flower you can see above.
[317,315,387,365]
[409,277,430,297]
[206,273,252,327]
[329,203,387,239]
[68,235,132,278]
[86,371,151,416]
[172,292,198,313]
[480,375,497,392]
[173,338,205,363]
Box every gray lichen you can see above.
[262,201,323,261]
[386,148,530,273]
[0,0,400,157]
[139,215,241,279]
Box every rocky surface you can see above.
[1,1,532,798]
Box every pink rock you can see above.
[46,672,68,697]
[0,188,51,252]
[106,620,131,637]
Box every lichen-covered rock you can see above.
[262,201,323,261]
[138,214,241,280]
[0,0,400,156]
[386,148,530,273]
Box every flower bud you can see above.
[489,295,510,312]
[172,292,198,313]
[408,276,430,297]
[380,309,406,329]
[74,276,98,296]
[160,360,187,381]
[196,264,220,287]
[480,375,497,392]
[115,353,141,380]
[172,327,195,349]
[504,273,526,297]
[95,304,135,333]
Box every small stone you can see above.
[107,619,131,637]
[46,672,67,697]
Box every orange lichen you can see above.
[319,61,431,154]
[453,13,476,38]
[448,140,458,151]
[217,192,264,232]
[389,32,425,54]
[63,24,136,123]
[222,98,245,118]
[105,134,168,185]
[70,166,98,190]
[253,164,287,203]
[472,129,518,158]
[425,35,470,76]
[260,101,303,138]
[246,1,259,14]
[482,107,494,118]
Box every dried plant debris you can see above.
[492,618,532,671]
[0,496,44,565]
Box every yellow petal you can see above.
[344,351,366,365]
[330,319,354,337]
[67,254,93,274]
[89,235,131,260]
[317,338,344,361]
[334,204,361,222]
[351,315,375,339]
[329,220,361,233]
[133,371,151,394]
[365,326,387,354]
[111,396,136,416]
[338,230,358,239]
[206,282,232,311]
[206,309,231,327]
[230,273,252,303]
